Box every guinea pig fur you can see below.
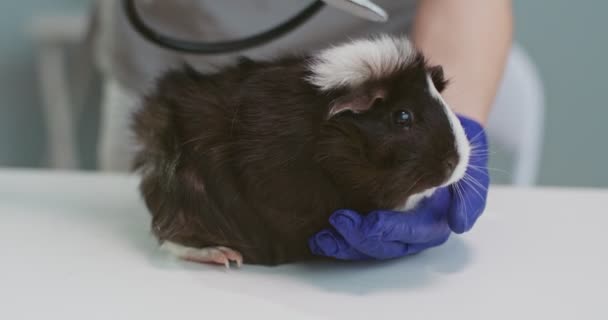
[131,34,471,266]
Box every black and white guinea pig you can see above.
[131,34,470,266]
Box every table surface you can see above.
[1,169,607,320]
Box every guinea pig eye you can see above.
[393,110,413,128]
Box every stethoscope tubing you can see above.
[123,0,325,54]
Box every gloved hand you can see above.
[308,115,489,260]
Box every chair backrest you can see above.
[486,44,545,186]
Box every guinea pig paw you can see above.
[183,247,243,269]
[162,242,243,268]
[216,246,244,268]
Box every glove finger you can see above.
[329,210,450,259]
[448,170,489,233]
[330,191,450,245]
[404,229,451,254]
[308,229,371,260]
[368,228,450,259]
[336,224,450,259]
[447,115,491,233]
[382,188,452,243]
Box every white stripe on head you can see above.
[426,75,471,186]
[396,76,471,211]
[306,35,416,91]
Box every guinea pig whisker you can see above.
[461,182,472,213]
[467,130,486,145]
[469,141,486,150]
[466,165,490,177]
[468,164,509,175]
[467,166,490,177]
[404,173,428,196]
[462,183,485,208]
[181,137,204,146]
[461,175,487,203]
[469,149,494,157]
[463,172,488,192]
[469,143,495,157]
[486,167,509,175]
[453,181,468,212]
[458,180,477,211]
[181,134,215,147]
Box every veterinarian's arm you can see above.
[411,0,513,126]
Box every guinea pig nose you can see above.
[444,156,458,176]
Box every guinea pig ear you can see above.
[328,87,386,118]
[428,65,449,93]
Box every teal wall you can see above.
[1,1,607,187]
[513,0,608,187]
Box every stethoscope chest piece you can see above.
[323,0,388,22]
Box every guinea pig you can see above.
[131,34,470,267]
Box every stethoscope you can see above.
[123,0,388,55]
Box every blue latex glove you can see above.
[309,115,489,260]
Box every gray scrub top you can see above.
[93,0,420,93]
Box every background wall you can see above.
[0,0,606,187]
[0,0,89,168]
[513,1,608,187]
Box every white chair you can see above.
[487,44,546,186]
[28,13,93,170]
[29,13,545,186]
